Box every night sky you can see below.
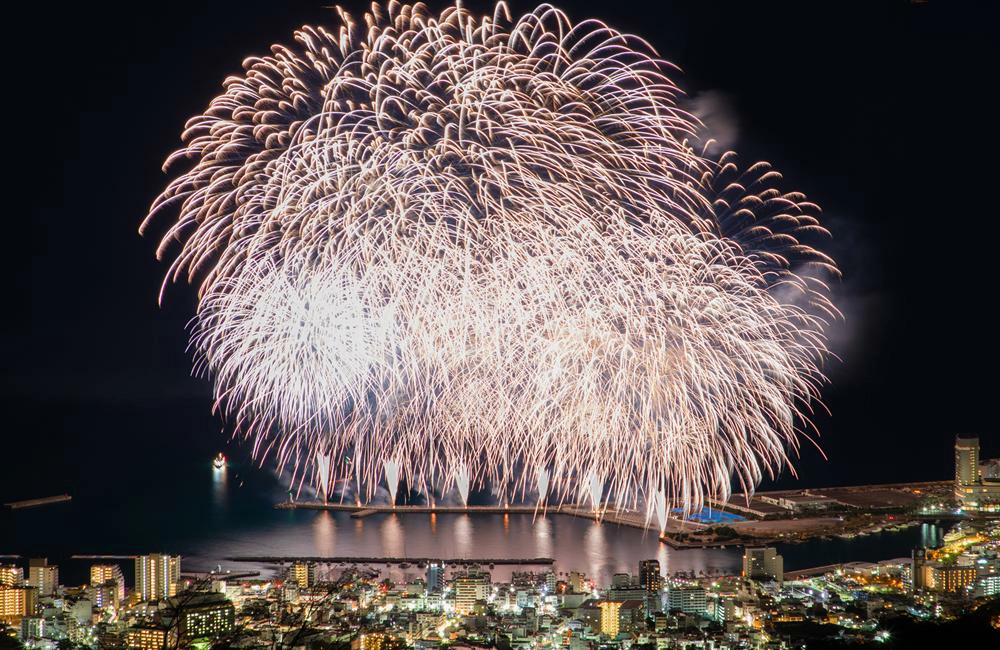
[3,1,996,501]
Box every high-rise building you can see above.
[911,548,927,593]
[568,571,586,593]
[666,586,707,615]
[592,599,643,637]
[0,566,23,587]
[743,548,783,585]
[134,555,181,602]
[91,582,123,611]
[955,435,980,489]
[639,560,662,593]
[954,435,1000,511]
[607,574,648,603]
[19,616,44,642]
[544,571,557,593]
[598,600,622,637]
[289,561,315,588]
[453,567,490,615]
[27,559,58,596]
[426,561,445,593]
[0,586,37,623]
[90,564,125,605]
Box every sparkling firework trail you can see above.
[142,2,838,522]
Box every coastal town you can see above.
[3,437,1000,648]
[2,518,1000,650]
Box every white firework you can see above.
[142,2,838,520]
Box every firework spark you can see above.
[142,2,837,523]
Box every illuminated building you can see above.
[598,600,621,637]
[594,599,643,637]
[453,567,490,615]
[20,616,44,641]
[954,435,1000,511]
[0,565,23,587]
[666,586,707,615]
[90,564,125,605]
[924,564,977,594]
[126,625,168,650]
[976,572,1000,598]
[0,587,37,623]
[911,548,929,592]
[91,582,121,610]
[134,555,180,601]
[955,435,980,489]
[289,561,315,588]
[545,571,557,593]
[358,632,386,650]
[743,548,783,585]
[639,560,662,593]
[425,561,445,593]
[568,571,586,593]
[27,559,58,596]
[171,592,235,641]
[606,573,647,603]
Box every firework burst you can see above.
[142,2,837,524]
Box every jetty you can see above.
[275,500,671,533]
[223,555,554,566]
[4,494,72,510]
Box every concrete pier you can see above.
[275,500,677,536]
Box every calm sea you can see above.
[1,450,942,587]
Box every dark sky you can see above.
[3,1,996,500]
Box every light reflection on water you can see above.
[583,520,608,580]
[4,462,946,588]
[920,522,944,549]
[190,510,741,585]
[313,511,336,556]
[453,514,473,559]
[211,466,227,512]
[189,506,943,587]
[380,514,404,557]
[534,516,552,559]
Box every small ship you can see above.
[213,452,227,470]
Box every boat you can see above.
[213,453,226,469]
